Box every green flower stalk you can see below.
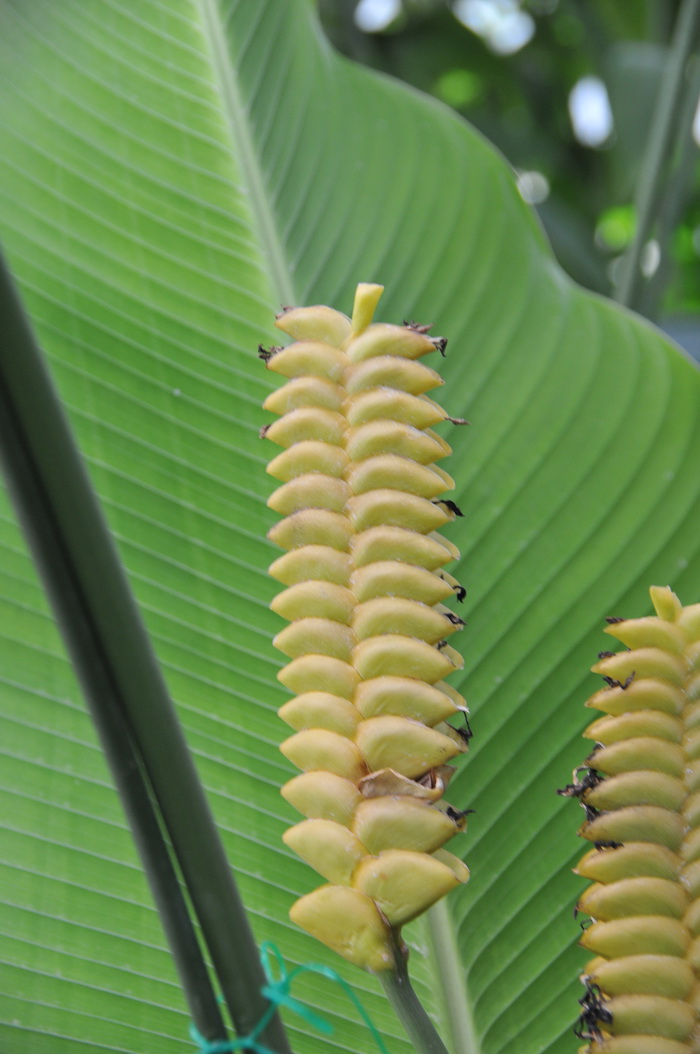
[261,283,470,972]
[562,586,700,1053]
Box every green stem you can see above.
[0,251,293,1054]
[613,0,700,312]
[379,936,452,1054]
[425,902,479,1054]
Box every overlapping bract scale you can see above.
[262,284,470,971]
[564,587,700,1052]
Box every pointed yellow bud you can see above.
[584,771,686,812]
[289,885,395,972]
[586,1039,693,1054]
[346,490,451,534]
[351,525,455,570]
[346,323,440,363]
[351,796,463,855]
[586,954,694,1000]
[604,616,687,654]
[273,618,356,661]
[355,715,462,777]
[588,738,685,778]
[345,455,451,499]
[267,509,353,552]
[277,654,360,698]
[351,561,455,605]
[577,877,688,921]
[678,602,700,638]
[283,820,368,885]
[275,304,352,346]
[580,806,685,851]
[263,376,345,414]
[353,597,461,645]
[281,771,362,824]
[350,283,384,336]
[354,675,465,725]
[345,420,448,464]
[592,649,687,687]
[353,848,468,925]
[604,994,694,1041]
[267,440,349,481]
[271,581,355,623]
[575,843,680,884]
[650,586,683,622]
[345,355,444,395]
[352,635,460,682]
[585,678,685,717]
[278,692,361,736]
[280,729,367,782]
[580,917,690,958]
[268,546,352,587]
[344,389,448,429]
[267,475,350,515]
[263,408,347,448]
[265,341,347,381]
[583,712,683,746]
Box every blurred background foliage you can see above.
[318,0,700,358]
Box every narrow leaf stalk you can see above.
[0,254,292,1054]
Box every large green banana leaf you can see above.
[1,2,699,1053]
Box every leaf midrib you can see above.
[199,0,296,307]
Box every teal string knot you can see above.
[189,941,388,1054]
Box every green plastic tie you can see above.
[189,942,389,1054]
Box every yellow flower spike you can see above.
[586,955,695,1000]
[289,885,395,972]
[274,304,352,346]
[264,284,470,970]
[566,587,700,1049]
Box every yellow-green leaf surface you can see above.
[1,3,700,1053]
